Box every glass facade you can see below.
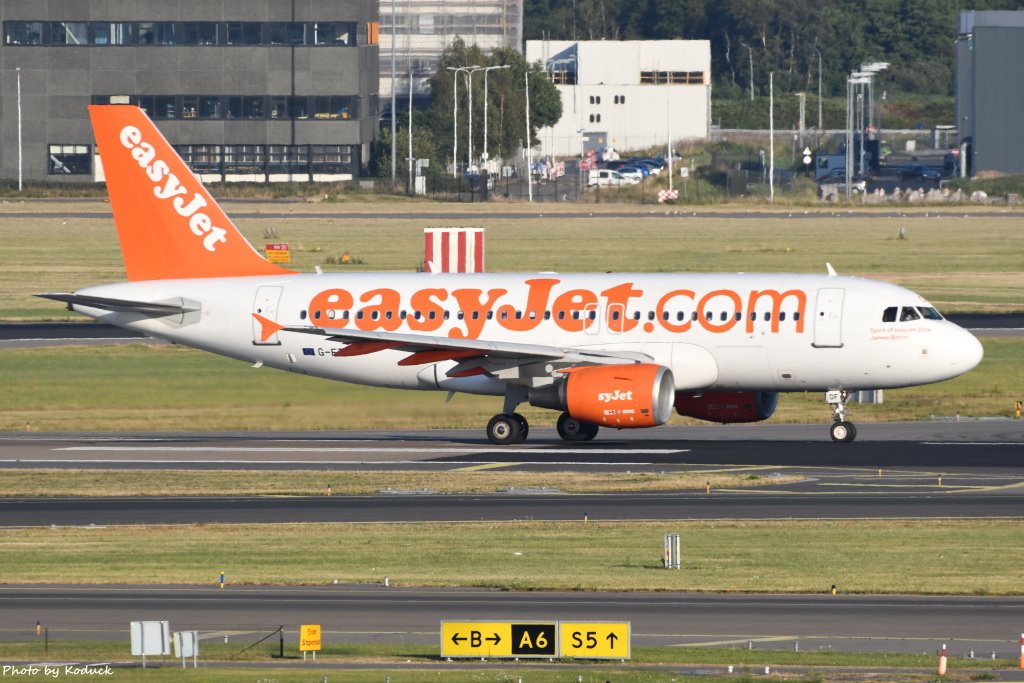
[4,20,362,47]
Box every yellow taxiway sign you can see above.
[559,622,630,659]
[441,621,557,658]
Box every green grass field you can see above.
[2,337,1019,432]
[1,520,1020,594]
[2,202,1022,319]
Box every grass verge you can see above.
[0,470,803,497]
[0,640,1015,671]
[2,338,1020,432]
[1,520,1021,594]
[3,205,1023,320]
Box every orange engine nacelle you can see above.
[674,391,779,424]
[529,364,675,428]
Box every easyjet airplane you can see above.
[40,106,983,444]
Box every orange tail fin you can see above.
[89,105,294,281]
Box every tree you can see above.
[421,38,562,169]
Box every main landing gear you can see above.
[826,389,857,443]
[556,412,599,442]
[486,413,529,445]
[485,387,601,445]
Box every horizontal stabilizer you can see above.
[36,293,200,317]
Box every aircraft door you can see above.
[252,285,284,345]
[812,288,845,348]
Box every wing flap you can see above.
[278,322,652,367]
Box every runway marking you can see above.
[6,458,659,467]
[673,636,798,647]
[922,442,1024,446]
[55,446,686,456]
[453,462,521,471]
[950,480,1024,493]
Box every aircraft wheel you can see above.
[557,412,595,442]
[511,412,529,440]
[830,420,857,443]
[487,413,524,445]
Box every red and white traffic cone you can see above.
[938,643,948,675]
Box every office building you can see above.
[0,0,380,183]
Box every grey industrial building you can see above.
[0,0,380,184]
[956,10,1024,176]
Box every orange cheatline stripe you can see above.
[397,349,482,366]
[331,341,400,357]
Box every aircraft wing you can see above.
[259,314,652,374]
[36,293,201,317]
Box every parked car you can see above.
[817,170,867,194]
[631,157,666,173]
[900,164,941,181]
[615,166,645,182]
[602,160,629,171]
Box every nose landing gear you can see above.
[826,389,857,442]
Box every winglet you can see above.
[825,262,837,277]
[252,313,285,342]
[89,105,295,281]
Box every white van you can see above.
[588,169,636,187]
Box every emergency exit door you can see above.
[812,288,845,348]
[252,286,283,345]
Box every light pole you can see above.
[525,67,532,203]
[389,0,396,189]
[465,66,488,171]
[16,67,23,191]
[481,65,510,168]
[446,65,478,177]
[407,67,426,195]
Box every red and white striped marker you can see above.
[938,643,947,675]
[424,228,485,273]
[1018,632,1023,669]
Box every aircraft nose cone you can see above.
[951,327,984,373]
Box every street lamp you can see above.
[464,66,489,171]
[407,67,427,195]
[446,65,478,177]
[481,65,510,167]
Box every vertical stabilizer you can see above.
[89,105,294,281]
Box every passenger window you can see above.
[882,307,897,323]
[900,307,920,322]
[780,312,786,321]
[471,311,479,320]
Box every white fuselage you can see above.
[72,272,983,396]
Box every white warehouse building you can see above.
[525,40,711,158]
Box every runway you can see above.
[2,423,1022,664]
[2,585,1021,658]
[1,422,1022,526]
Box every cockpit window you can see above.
[882,306,897,322]
[899,307,921,322]
[918,306,943,320]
